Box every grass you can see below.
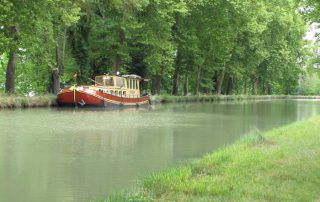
[150,94,320,104]
[0,94,57,109]
[103,115,320,201]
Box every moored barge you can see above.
[57,74,150,107]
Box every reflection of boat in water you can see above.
[55,104,151,113]
[57,74,150,107]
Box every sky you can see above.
[306,23,320,41]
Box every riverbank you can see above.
[105,115,320,201]
[0,94,320,109]
[0,94,57,109]
[150,94,320,103]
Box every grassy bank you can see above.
[0,94,57,109]
[0,94,319,109]
[150,94,320,103]
[105,115,320,201]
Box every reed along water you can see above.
[0,99,320,202]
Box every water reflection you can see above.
[0,100,320,202]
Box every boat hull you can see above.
[57,87,150,107]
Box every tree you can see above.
[0,0,80,94]
[0,0,310,96]
[51,0,80,94]
[138,0,181,94]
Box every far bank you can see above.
[150,94,320,103]
[0,94,320,109]
[0,94,57,109]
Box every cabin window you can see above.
[123,91,126,97]
[115,90,118,95]
[116,78,125,87]
[104,77,114,86]
[133,80,136,89]
[110,90,114,95]
[95,77,104,86]
[135,80,138,89]
[129,80,132,89]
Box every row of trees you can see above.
[298,0,320,95]
[0,0,319,95]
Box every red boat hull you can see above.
[57,87,150,107]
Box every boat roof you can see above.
[122,74,142,80]
[96,74,142,80]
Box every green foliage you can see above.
[0,0,81,94]
[0,0,316,95]
[0,53,8,91]
[137,0,178,75]
[301,0,320,24]
[299,70,320,95]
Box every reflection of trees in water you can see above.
[1,100,320,201]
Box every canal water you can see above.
[0,99,320,202]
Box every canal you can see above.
[0,99,320,202]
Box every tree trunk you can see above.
[215,66,226,95]
[253,77,259,95]
[204,88,209,94]
[194,66,202,95]
[172,14,181,95]
[267,82,272,95]
[226,76,233,95]
[212,71,218,93]
[53,44,61,94]
[112,30,125,74]
[5,51,18,93]
[243,78,247,95]
[184,72,189,96]
[62,26,67,67]
[152,75,161,95]
[112,54,121,74]
[5,24,19,94]
[53,27,67,94]
[53,68,60,94]
[172,48,181,95]
[152,66,164,95]
[262,80,266,94]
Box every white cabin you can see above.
[93,74,142,98]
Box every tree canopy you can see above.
[0,0,319,95]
